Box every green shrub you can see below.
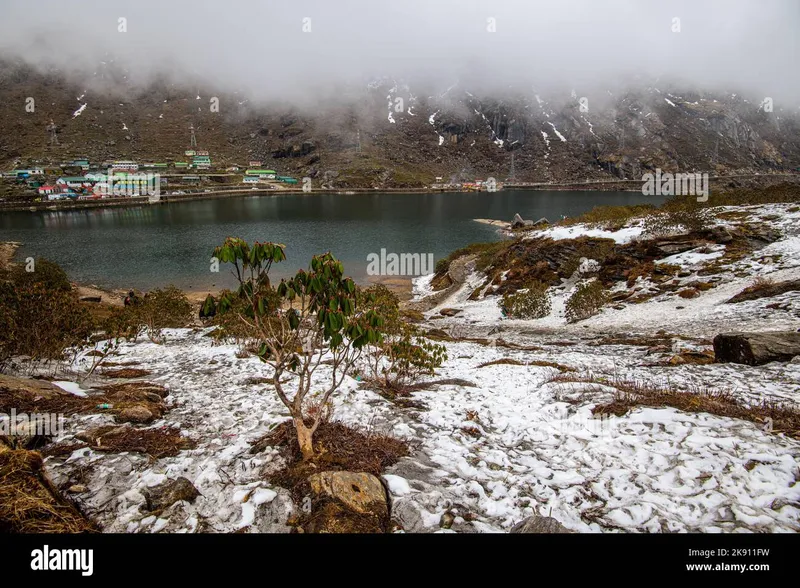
[560,204,656,229]
[442,241,510,273]
[643,202,712,236]
[199,294,217,319]
[565,280,608,323]
[119,286,193,343]
[7,258,71,292]
[435,258,450,275]
[211,286,281,343]
[560,240,615,278]
[500,280,551,319]
[0,264,92,367]
[360,284,447,387]
[386,331,448,385]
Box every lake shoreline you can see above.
[2,173,797,213]
[0,189,668,297]
[0,183,643,213]
[2,240,413,308]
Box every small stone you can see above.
[67,484,87,494]
[117,406,154,424]
[142,477,200,512]
[510,515,573,533]
[440,511,455,529]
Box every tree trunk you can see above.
[294,417,315,460]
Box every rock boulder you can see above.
[713,331,800,365]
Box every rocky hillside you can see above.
[2,60,799,188]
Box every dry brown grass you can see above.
[0,386,100,416]
[40,441,90,458]
[477,358,525,367]
[0,445,97,533]
[100,367,152,378]
[365,377,477,409]
[560,377,800,439]
[590,334,674,348]
[477,358,574,372]
[726,276,800,304]
[75,424,194,458]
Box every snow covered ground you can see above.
[39,202,800,533]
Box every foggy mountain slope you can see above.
[2,60,798,188]
[1,0,798,187]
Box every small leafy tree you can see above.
[359,285,447,389]
[213,238,384,460]
[199,294,217,319]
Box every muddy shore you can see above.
[1,240,412,308]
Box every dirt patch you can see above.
[657,351,716,366]
[0,377,169,430]
[0,444,97,533]
[75,424,194,458]
[75,285,126,307]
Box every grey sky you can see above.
[1,0,797,102]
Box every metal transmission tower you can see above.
[46,120,58,145]
[189,124,197,148]
[356,128,362,153]
[509,151,516,181]
[712,136,719,169]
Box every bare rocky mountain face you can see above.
[1,60,798,188]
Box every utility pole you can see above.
[47,120,58,145]
[189,124,197,148]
